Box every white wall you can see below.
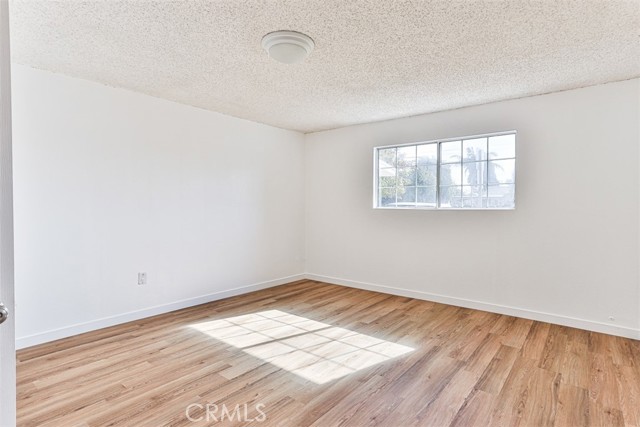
[305,79,640,339]
[12,64,306,348]
[12,65,640,346]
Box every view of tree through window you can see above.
[375,132,515,209]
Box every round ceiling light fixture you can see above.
[261,30,314,64]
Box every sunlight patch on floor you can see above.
[189,309,414,384]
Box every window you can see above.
[374,131,516,209]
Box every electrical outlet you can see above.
[138,272,147,285]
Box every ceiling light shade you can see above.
[261,31,314,64]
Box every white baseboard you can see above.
[17,272,639,349]
[15,274,305,349]
[305,273,640,340]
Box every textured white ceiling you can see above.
[9,1,640,133]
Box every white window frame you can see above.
[373,130,516,210]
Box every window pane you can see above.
[462,185,487,197]
[417,165,437,186]
[398,167,417,186]
[488,159,515,185]
[379,175,397,187]
[417,187,437,207]
[489,134,515,160]
[440,163,462,185]
[462,161,487,186]
[397,146,416,168]
[378,188,396,207]
[439,185,462,208]
[397,186,416,205]
[463,138,487,161]
[488,184,515,208]
[462,185,487,208]
[378,148,397,168]
[417,144,438,165]
[440,140,461,164]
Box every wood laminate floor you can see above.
[17,280,640,426]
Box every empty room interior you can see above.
[0,0,639,426]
